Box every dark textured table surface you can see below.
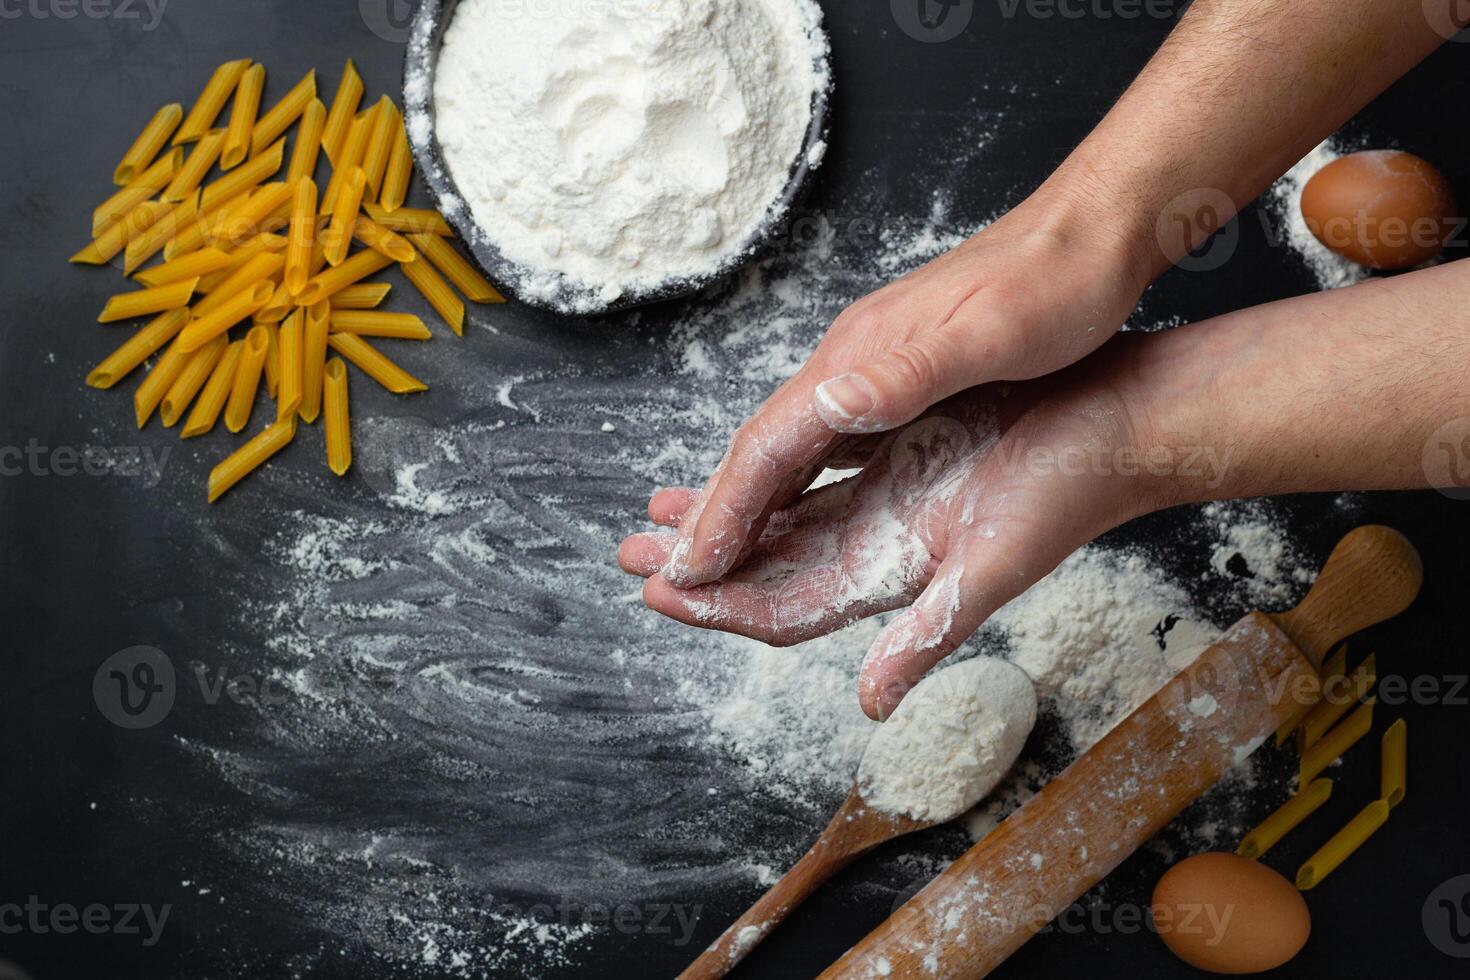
[3,2,1469,978]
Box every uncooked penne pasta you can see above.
[1381,718,1406,808]
[166,192,249,261]
[88,308,189,389]
[197,234,286,292]
[73,200,172,265]
[1301,654,1377,750]
[1277,644,1346,747]
[134,247,232,288]
[262,318,281,397]
[191,253,283,320]
[161,335,229,427]
[300,300,331,423]
[285,179,318,294]
[287,98,327,186]
[251,69,316,157]
[324,357,351,476]
[98,277,200,324]
[354,217,416,264]
[201,136,285,212]
[182,339,246,438]
[321,109,376,217]
[321,59,364,167]
[295,248,395,306]
[364,203,452,237]
[1236,778,1331,860]
[134,335,195,428]
[1296,800,1390,890]
[115,102,184,185]
[208,416,297,503]
[213,181,295,250]
[401,254,465,335]
[1300,698,1375,785]
[324,168,367,266]
[328,333,428,394]
[256,281,295,325]
[276,309,305,420]
[380,116,413,213]
[330,311,430,341]
[176,59,252,145]
[361,97,399,199]
[222,64,266,170]
[226,324,271,433]
[331,283,392,309]
[409,233,505,302]
[125,191,202,274]
[162,129,226,203]
[178,280,276,353]
[94,148,183,235]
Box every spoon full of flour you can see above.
[678,657,1038,979]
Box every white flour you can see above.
[857,658,1037,822]
[1269,140,1371,291]
[434,0,827,309]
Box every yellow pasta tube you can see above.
[197,233,286,292]
[178,280,276,353]
[134,247,233,288]
[98,277,201,324]
[332,283,392,309]
[295,249,395,306]
[327,333,428,394]
[380,116,413,213]
[175,59,252,145]
[287,97,328,186]
[321,108,377,217]
[134,335,195,428]
[324,168,367,266]
[161,129,226,203]
[73,200,172,265]
[1236,778,1331,860]
[226,324,271,433]
[192,252,284,320]
[251,69,316,157]
[321,60,365,167]
[88,309,190,390]
[1381,718,1406,808]
[208,416,297,504]
[213,181,296,250]
[94,148,183,235]
[1299,698,1375,785]
[201,136,286,212]
[300,300,332,423]
[262,319,282,397]
[277,310,305,420]
[222,64,266,171]
[354,217,417,264]
[324,357,352,476]
[124,192,201,274]
[285,179,319,295]
[409,234,506,303]
[364,203,453,237]
[401,254,465,335]
[1301,654,1377,750]
[255,281,295,325]
[166,193,248,262]
[182,339,246,438]
[1296,800,1390,891]
[330,311,431,341]
[361,97,399,199]
[115,102,184,185]
[1277,645,1347,747]
[161,335,229,427]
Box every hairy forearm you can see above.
[1038,0,1453,285]
[1129,261,1470,504]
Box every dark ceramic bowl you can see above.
[401,0,832,316]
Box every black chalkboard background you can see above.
[2,2,1468,978]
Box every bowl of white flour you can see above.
[403,0,832,316]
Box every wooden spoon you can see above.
[677,788,937,979]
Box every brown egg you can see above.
[1151,852,1310,974]
[1300,150,1458,269]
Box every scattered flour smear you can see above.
[857,658,1037,823]
[434,0,828,310]
[1269,140,1371,291]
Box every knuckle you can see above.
[882,341,944,391]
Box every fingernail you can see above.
[815,374,875,423]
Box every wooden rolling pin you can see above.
[820,525,1422,979]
